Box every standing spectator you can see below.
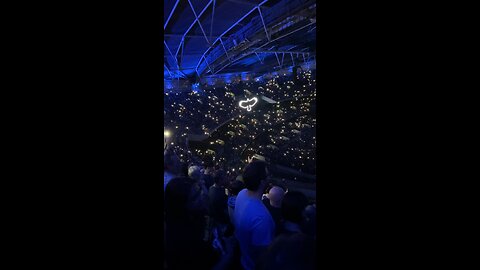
[263,186,285,236]
[303,203,316,238]
[188,165,210,241]
[208,169,229,240]
[179,162,189,177]
[164,177,215,270]
[227,180,245,226]
[261,232,315,270]
[202,162,215,189]
[279,191,309,235]
[164,148,181,191]
[234,161,275,270]
[260,191,315,270]
[208,170,229,222]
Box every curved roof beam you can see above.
[174,0,214,59]
[212,21,315,75]
[195,0,270,75]
[164,0,180,30]
[187,0,210,45]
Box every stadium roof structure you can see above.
[164,0,316,80]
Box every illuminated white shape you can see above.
[238,97,258,111]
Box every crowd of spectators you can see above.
[164,149,316,270]
[164,70,316,177]
[164,69,317,269]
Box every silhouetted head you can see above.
[213,169,227,187]
[263,233,315,270]
[164,150,181,175]
[165,177,203,221]
[242,161,268,192]
[282,191,309,224]
[228,180,245,196]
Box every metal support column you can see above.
[180,39,185,66]
[204,56,213,73]
[255,52,263,64]
[164,41,180,69]
[164,64,173,78]
[220,38,231,62]
[274,52,281,66]
[257,6,270,41]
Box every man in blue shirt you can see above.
[234,161,275,270]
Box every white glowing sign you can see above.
[239,97,258,111]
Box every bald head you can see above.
[188,166,201,181]
[267,186,285,208]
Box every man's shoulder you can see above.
[164,173,175,188]
[258,204,274,219]
[237,188,248,197]
[243,201,271,219]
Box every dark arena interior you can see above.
[164,1,316,269]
